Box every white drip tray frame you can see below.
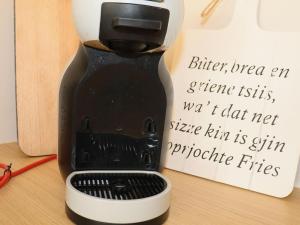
[66,171,171,225]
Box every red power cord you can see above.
[0,155,57,189]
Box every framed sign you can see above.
[166,0,300,197]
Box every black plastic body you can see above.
[58,45,173,180]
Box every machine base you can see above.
[66,204,169,225]
[65,171,171,225]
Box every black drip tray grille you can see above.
[71,173,167,200]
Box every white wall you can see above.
[0,0,17,143]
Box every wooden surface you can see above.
[15,0,79,156]
[0,143,300,225]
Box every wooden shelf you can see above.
[0,143,299,225]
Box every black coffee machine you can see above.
[58,1,183,224]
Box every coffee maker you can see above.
[58,0,183,224]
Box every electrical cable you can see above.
[0,155,57,189]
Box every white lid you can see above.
[72,0,184,50]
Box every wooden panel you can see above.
[15,0,79,156]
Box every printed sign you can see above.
[166,0,300,197]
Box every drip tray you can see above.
[71,173,167,200]
[66,171,171,225]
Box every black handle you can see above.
[112,17,162,31]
